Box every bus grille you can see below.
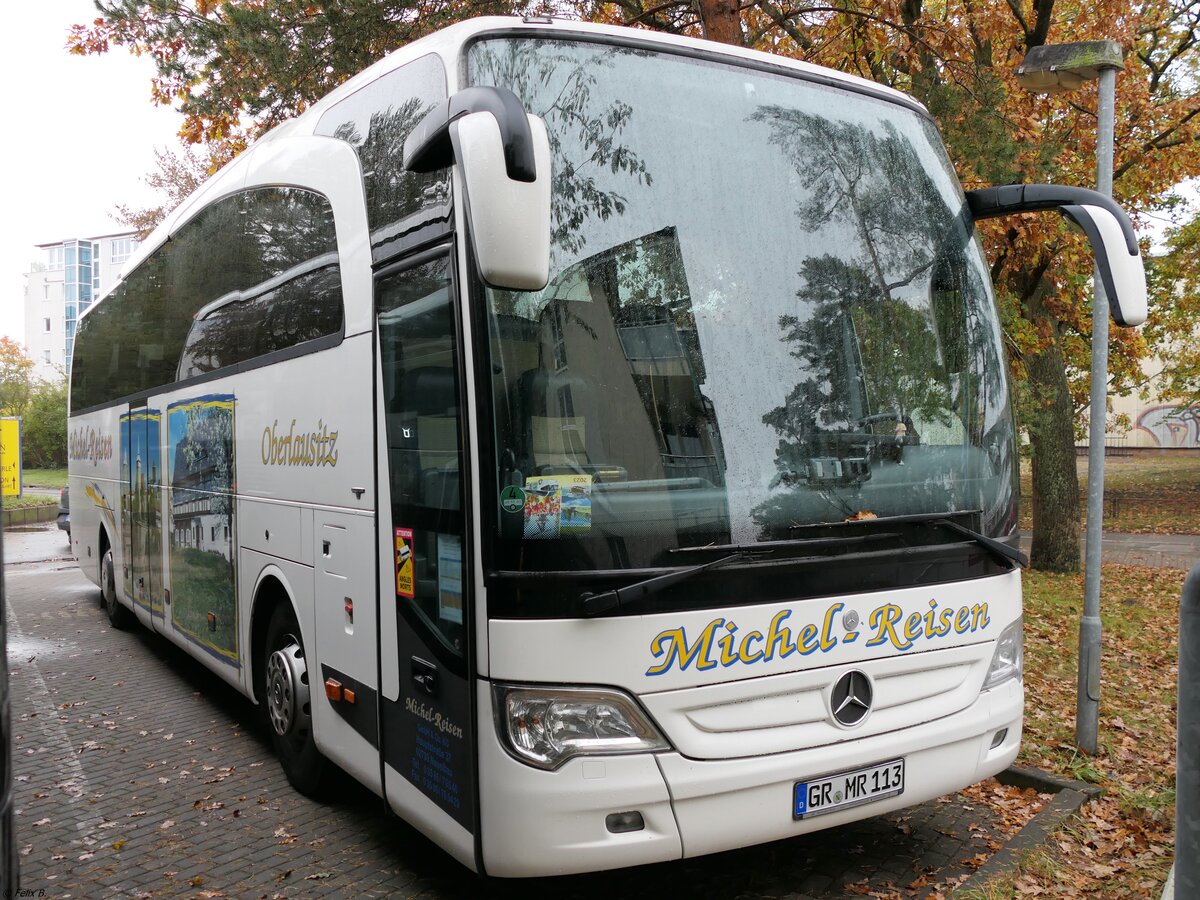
[639,642,991,760]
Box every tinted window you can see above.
[71,187,343,411]
[71,253,173,410]
[315,53,450,262]
[176,189,342,378]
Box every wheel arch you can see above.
[249,566,303,707]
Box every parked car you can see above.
[56,487,69,536]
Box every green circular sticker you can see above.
[500,485,526,514]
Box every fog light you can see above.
[990,728,1008,749]
[605,811,645,834]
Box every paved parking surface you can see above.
[1017,529,1200,569]
[6,524,1010,898]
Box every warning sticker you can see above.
[395,527,414,598]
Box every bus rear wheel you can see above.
[262,604,328,796]
[101,548,133,630]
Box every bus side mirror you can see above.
[404,86,551,292]
[966,184,1147,327]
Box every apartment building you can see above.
[23,232,140,378]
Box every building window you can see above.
[47,246,64,270]
[43,350,50,363]
[43,318,51,333]
[42,284,50,300]
[111,237,137,264]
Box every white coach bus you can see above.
[67,16,1146,877]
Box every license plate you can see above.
[793,758,904,819]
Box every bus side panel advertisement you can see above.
[119,408,164,616]
[167,395,239,666]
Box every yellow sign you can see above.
[0,417,20,498]
[395,528,414,599]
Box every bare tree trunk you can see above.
[1025,290,1082,572]
[696,0,743,44]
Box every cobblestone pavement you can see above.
[6,525,1013,899]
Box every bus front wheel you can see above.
[101,548,133,630]
[262,604,328,796]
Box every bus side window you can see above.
[316,52,451,262]
[175,188,343,381]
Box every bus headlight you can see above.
[494,684,670,770]
[982,617,1024,690]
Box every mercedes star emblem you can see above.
[831,670,873,727]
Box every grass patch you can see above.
[1020,453,1200,534]
[3,494,58,509]
[955,847,1068,900]
[970,564,1179,897]
[22,468,67,489]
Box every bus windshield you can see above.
[469,37,1016,574]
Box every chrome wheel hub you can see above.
[266,641,309,738]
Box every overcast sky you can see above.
[0,1,181,345]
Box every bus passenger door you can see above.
[375,252,478,868]
[119,403,163,623]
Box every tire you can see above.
[261,604,328,796]
[101,548,134,630]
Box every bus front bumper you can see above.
[477,678,1022,877]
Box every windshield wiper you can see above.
[933,517,1028,568]
[805,511,1026,569]
[579,552,761,617]
[668,532,898,556]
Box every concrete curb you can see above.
[953,766,1101,895]
[1,505,57,528]
[997,765,1103,799]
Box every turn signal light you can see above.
[325,679,343,702]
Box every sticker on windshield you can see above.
[558,474,592,534]
[522,475,592,538]
[500,484,526,514]
[523,479,561,538]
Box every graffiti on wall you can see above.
[1135,404,1200,448]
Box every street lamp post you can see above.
[1016,40,1125,755]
